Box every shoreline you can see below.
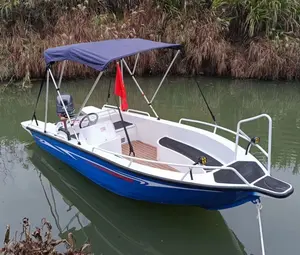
[1,73,298,90]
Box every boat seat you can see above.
[213,160,293,197]
[113,120,134,131]
[253,176,291,193]
[158,137,223,166]
[214,161,265,184]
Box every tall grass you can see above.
[1,0,300,82]
[212,0,300,39]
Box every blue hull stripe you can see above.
[30,130,258,210]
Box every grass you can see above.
[1,0,300,82]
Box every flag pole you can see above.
[120,59,123,108]
[114,60,135,156]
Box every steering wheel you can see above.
[79,113,99,128]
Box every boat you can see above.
[21,38,293,253]
[20,38,293,208]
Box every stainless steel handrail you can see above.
[178,118,269,160]
[235,114,272,173]
[127,109,150,116]
[103,104,150,116]
[92,147,252,187]
[180,166,251,185]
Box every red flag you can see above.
[114,62,128,111]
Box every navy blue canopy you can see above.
[44,38,181,71]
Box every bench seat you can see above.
[158,137,223,167]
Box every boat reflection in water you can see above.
[28,144,247,255]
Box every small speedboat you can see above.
[21,38,293,254]
[21,38,293,209]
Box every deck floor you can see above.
[122,141,177,172]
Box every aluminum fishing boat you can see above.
[21,38,293,210]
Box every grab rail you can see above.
[92,147,252,187]
[179,118,251,143]
[103,104,150,116]
[179,118,218,133]
[179,117,269,160]
[127,109,150,116]
[181,166,251,185]
[102,104,118,110]
[235,114,272,173]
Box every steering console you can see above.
[79,113,99,128]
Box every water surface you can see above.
[0,76,299,255]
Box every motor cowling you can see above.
[56,94,75,118]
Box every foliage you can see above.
[0,0,141,33]
[212,0,300,39]
[1,0,300,81]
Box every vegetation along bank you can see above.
[1,0,300,83]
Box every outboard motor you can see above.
[56,94,75,118]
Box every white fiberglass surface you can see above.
[21,108,264,186]
[122,112,236,164]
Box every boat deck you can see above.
[122,141,177,172]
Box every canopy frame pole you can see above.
[121,59,160,119]
[48,69,81,145]
[44,69,49,133]
[72,71,103,124]
[132,53,140,75]
[122,53,140,76]
[150,50,180,103]
[57,60,66,89]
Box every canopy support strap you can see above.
[150,50,180,104]
[253,199,266,255]
[48,69,81,145]
[31,65,50,126]
[121,59,160,119]
[194,78,217,126]
[106,77,112,104]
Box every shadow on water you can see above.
[26,143,247,255]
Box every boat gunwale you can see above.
[25,125,294,199]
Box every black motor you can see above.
[56,94,75,118]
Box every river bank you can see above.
[1,0,300,83]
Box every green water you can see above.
[0,76,299,255]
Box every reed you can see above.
[1,0,300,82]
[1,217,91,254]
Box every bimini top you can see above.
[44,38,181,71]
